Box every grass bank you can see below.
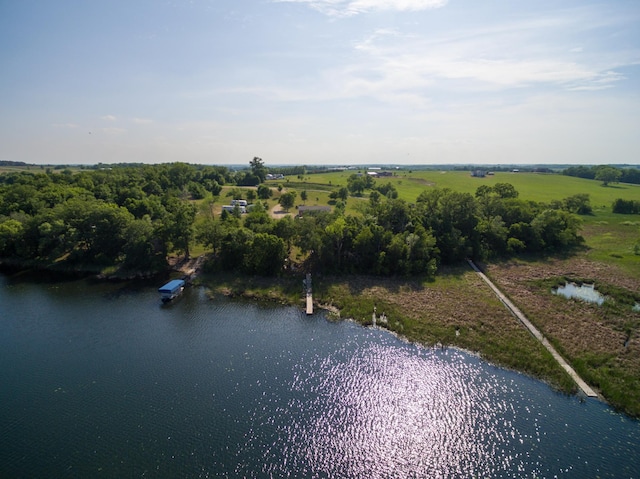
[195,271,305,306]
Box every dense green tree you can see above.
[237,172,260,187]
[531,209,582,250]
[203,179,222,196]
[595,167,622,186]
[375,198,411,234]
[620,168,640,185]
[244,201,273,234]
[612,199,640,214]
[249,157,267,183]
[347,174,367,196]
[477,215,509,256]
[164,198,197,258]
[563,194,592,215]
[218,227,254,271]
[196,218,222,255]
[244,233,286,275]
[168,163,194,190]
[294,211,334,266]
[0,219,23,256]
[272,215,296,254]
[0,163,593,277]
[416,189,479,262]
[188,181,208,199]
[563,166,596,180]
[375,182,398,199]
[492,182,519,199]
[226,188,245,200]
[122,217,165,271]
[257,184,273,199]
[508,222,540,251]
[279,191,297,211]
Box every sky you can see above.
[1,0,639,166]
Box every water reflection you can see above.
[553,282,606,305]
[277,345,523,477]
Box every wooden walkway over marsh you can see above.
[468,260,598,398]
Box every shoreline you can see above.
[196,256,639,418]
[2,253,638,417]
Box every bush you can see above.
[612,198,640,214]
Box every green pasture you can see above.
[302,169,640,205]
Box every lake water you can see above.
[1,273,639,478]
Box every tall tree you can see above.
[595,167,622,186]
[244,233,286,275]
[249,157,267,183]
[279,191,297,211]
[164,198,197,258]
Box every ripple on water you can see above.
[239,334,549,478]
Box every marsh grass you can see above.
[488,259,640,417]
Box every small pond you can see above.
[552,282,606,305]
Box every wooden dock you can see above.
[305,273,313,315]
[468,259,598,398]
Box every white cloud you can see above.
[566,71,626,91]
[101,115,117,121]
[337,13,635,102]
[274,0,447,17]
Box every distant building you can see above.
[471,170,486,177]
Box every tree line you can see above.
[197,181,587,276]
[563,165,640,186]
[1,163,589,277]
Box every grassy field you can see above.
[300,169,640,204]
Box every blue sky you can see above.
[1,0,638,166]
